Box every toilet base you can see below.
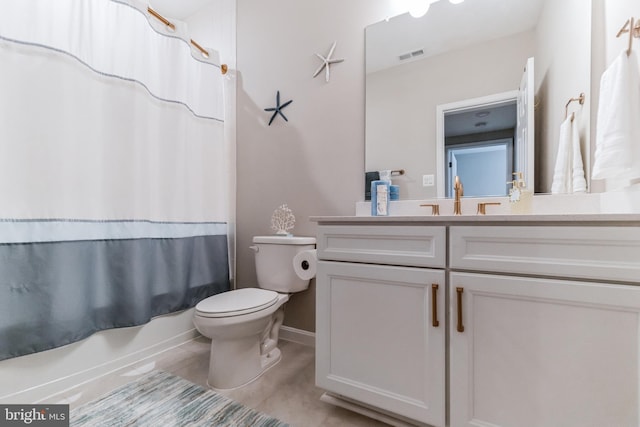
[262,347,282,372]
[207,346,283,392]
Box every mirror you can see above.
[365,0,592,200]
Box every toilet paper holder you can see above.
[293,249,317,280]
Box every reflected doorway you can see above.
[443,100,517,197]
[445,139,513,197]
[436,91,519,198]
[436,56,535,198]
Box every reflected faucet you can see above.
[453,176,463,215]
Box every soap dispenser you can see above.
[508,172,532,214]
[371,170,392,216]
[370,180,390,216]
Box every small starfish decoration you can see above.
[264,91,293,126]
[313,41,344,83]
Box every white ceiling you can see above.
[366,0,545,74]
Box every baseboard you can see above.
[279,326,315,348]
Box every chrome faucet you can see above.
[453,175,463,215]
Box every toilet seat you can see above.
[195,288,279,318]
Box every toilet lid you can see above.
[253,235,316,245]
[195,288,279,318]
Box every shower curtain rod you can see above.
[147,6,228,74]
[147,6,175,30]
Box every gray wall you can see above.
[236,0,395,331]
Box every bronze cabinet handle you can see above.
[431,284,440,327]
[456,287,465,332]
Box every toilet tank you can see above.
[252,236,316,293]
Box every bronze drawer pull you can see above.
[456,287,465,332]
[431,284,440,327]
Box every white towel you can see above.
[592,50,640,183]
[551,116,587,194]
[570,117,588,193]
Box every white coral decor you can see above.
[271,204,295,235]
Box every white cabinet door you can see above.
[317,261,446,426]
[450,272,640,427]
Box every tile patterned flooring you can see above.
[50,336,389,426]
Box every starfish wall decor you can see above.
[264,91,293,126]
[313,41,344,83]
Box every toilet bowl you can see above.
[193,235,315,390]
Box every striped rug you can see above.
[70,370,289,427]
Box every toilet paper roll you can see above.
[293,249,317,280]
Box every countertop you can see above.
[310,213,640,225]
[314,192,640,225]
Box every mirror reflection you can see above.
[443,98,517,198]
[365,0,591,200]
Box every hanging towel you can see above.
[592,50,640,183]
[570,117,588,193]
[551,116,587,194]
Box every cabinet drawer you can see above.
[317,225,445,268]
[450,226,640,283]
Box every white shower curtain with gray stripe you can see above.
[0,0,232,360]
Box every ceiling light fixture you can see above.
[408,0,431,18]
[408,0,463,19]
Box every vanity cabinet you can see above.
[316,225,446,427]
[449,225,640,427]
[315,219,640,427]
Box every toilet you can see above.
[193,235,316,390]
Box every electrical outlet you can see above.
[422,174,435,187]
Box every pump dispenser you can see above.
[371,170,392,216]
[508,172,532,214]
[370,180,390,216]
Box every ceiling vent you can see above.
[399,48,425,61]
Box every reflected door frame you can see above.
[435,90,518,199]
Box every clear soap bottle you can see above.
[509,172,532,214]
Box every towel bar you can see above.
[565,93,585,120]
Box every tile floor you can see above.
[49,336,389,427]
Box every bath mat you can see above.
[70,370,288,427]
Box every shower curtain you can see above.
[0,0,232,360]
